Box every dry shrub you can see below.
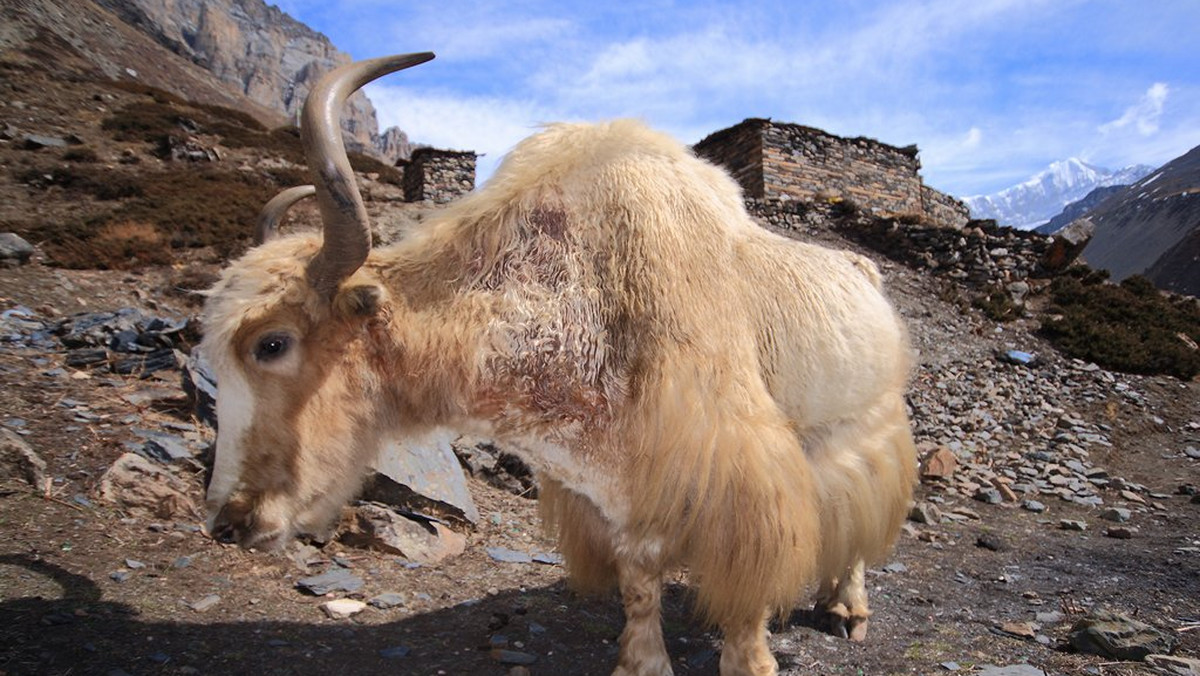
[62,147,99,163]
[1040,269,1200,379]
[12,165,143,199]
[348,151,403,186]
[104,80,186,105]
[973,284,1020,322]
[101,100,195,143]
[32,220,172,269]
[112,169,277,254]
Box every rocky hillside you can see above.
[94,0,412,163]
[1081,144,1200,293]
[1035,185,1128,235]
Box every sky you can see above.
[273,0,1200,198]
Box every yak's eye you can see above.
[253,332,293,362]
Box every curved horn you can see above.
[255,185,317,244]
[302,52,435,298]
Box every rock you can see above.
[344,503,466,564]
[97,453,197,519]
[379,645,411,659]
[320,598,367,619]
[909,501,942,524]
[188,594,220,612]
[132,429,196,464]
[882,562,908,574]
[296,567,364,596]
[997,621,1037,639]
[491,649,537,666]
[976,533,1009,551]
[368,592,406,609]
[920,447,958,480]
[364,430,479,525]
[1059,519,1087,531]
[453,436,537,498]
[1022,500,1046,513]
[1041,217,1095,272]
[1146,654,1200,676]
[1000,350,1036,366]
[1101,507,1132,523]
[486,547,534,564]
[1069,608,1179,661]
[1035,610,1065,624]
[21,133,68,150]
[974,488,1003,504]
[975,665,1048,676]
[182,351,218,430]
[0,427,47,487]
[1105,526,1136,539]
[0,233,35,265]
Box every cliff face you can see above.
[94,0,412,163]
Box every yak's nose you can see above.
[211,519,237,545]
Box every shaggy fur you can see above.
[203,119,917,675]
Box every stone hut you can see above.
[402,148,477,203]
[694,118,969,228]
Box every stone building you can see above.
[402,148,477,203]
[694,118,969,228]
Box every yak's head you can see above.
[199,53,434,549]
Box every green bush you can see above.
[1039,270,1200,379]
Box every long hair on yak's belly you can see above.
[620,347,821,629]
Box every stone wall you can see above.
[690,121,765,197]
[402,148,476,204]
[695,118,969,229]
[748,198,1089,312]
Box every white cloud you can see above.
[1100,82,1169,136]
[365,83,566,183]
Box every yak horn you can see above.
[302,52,435,298]
[255,185,317,244]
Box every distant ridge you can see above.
[1034,185,1129,235]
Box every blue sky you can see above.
[274,0,1200,197]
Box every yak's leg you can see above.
[719,611,777,676]
[612,558,673,676]
[814,560,870,641]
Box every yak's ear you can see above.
[334,283,385,318]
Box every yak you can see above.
[200,52,917,676]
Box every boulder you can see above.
[0,428,47,487]
[365,429,479,525]
[1041,217,1095,272]
[344,502,466,564]
[0,233,35,265]
[97,452,198,519]
[1069,608,1179,661]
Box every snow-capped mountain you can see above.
[962,159,1154,230]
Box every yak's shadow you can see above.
[0,553,842,675]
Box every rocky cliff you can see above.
[93,0,412,163]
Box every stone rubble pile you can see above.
[907,347,1188,525]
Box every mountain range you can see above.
[962,159,1153,230]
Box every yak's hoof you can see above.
[817,603,869,642]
